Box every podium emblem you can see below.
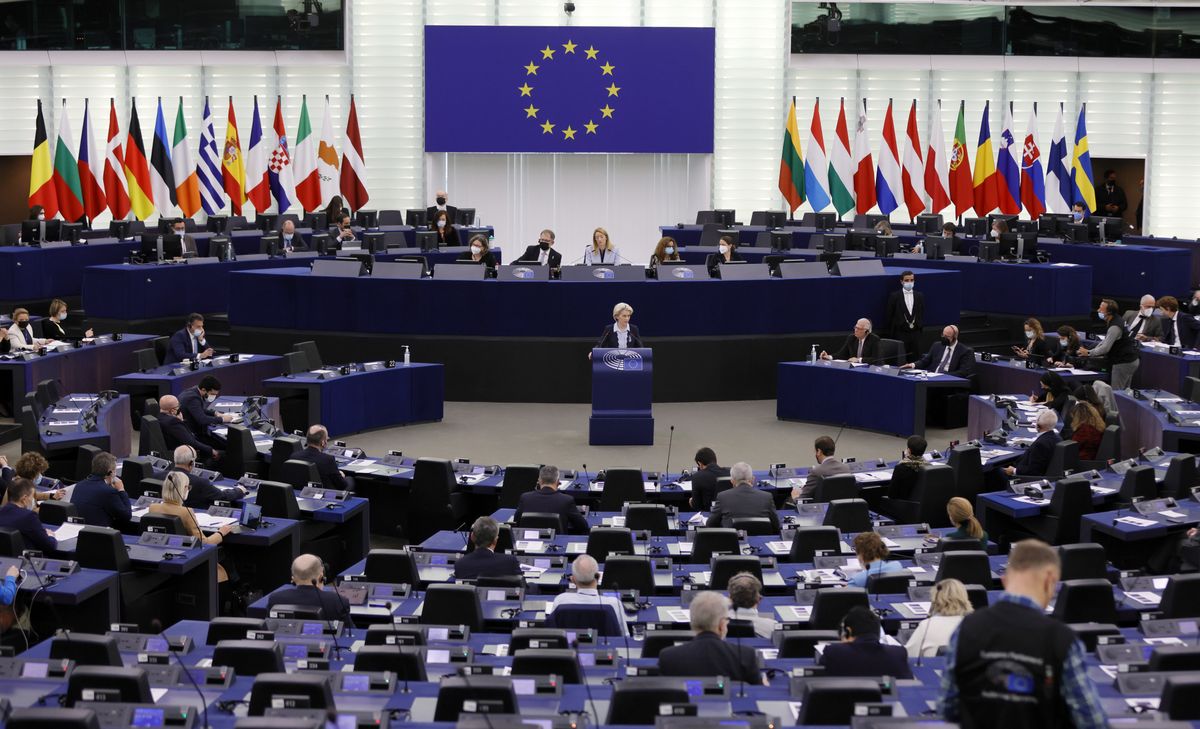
[602,349,643,371]
[592,268,615,279]
[671,267,694,279]
[512,266,535,279]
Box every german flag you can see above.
[123,99,155,220]
[28,100,58,218]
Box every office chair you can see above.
[138,415,168,457]
[433,676,518,722]
[789,526,841,563]
[625,503,671,535]
[1149,646,1200,671]
[1019,476,1091,545]
[279,459,321,490]
[268,436,303,481]
[606,678,690,725]
[283,351,309,375]
[948,444,984,501]
[812,473,857,503]
[353,645,427,680]
[822,499,871,533]
[1080,424,1121,469]
[1119,465,1158,502]
[598,469,645,511]
[0,528,25,557]
[49,634,121,666]
[508,628,570,652]
[808,588,869,630]
[220,424,260,479]
[498,464,540,509]
[865,570,913,594]
[796,678,883,725]
[36,500,75,526]
[377,209,404,226]
[599,555,655,595]
[72,444,102,483]
[1043,439,1079,481]
[294,341,324,370]
[1160,453,1197,499]
[516,512,563,531]
[64,666,152,707]
[75,526,172,629]
[410,458,468,543]
[690,528,740,563]
[1052,579,1118,623]
[421,583,483,631]
[37,379,60,406]
[1161,674,1200,720]
[709,555,763,590]
[586,527,634,563]
[134,348,158,372]
[1160,574,1200,619]
[211,640,285,676]
[247,673,334,716]
[142,397,160,418]
[205,618,267,645]
[731,517,776,536]
[140,514,186,535]
[875,338,905,365]
[777,630,841,658]
[880,463,954,526]
[20,407,43,456]
[934,550,993,588]
[1058,543,1108,581]
[23,392,42,420]
[638,632,695,659]
[364,548,420,586]
[511,648,584,683]
[544,605,624,636]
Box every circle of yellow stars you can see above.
[518,39,619,141]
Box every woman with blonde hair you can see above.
[583,227,619,265]
[1013,317,1051,363]
[945,496,988,549]
[148,471,233,583]
[904,578,973,657]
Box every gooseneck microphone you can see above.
[664,425,675,481]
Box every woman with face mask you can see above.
[650,236,682,269]
[4,307,51,351]
[433,209,460,247]
[456,234,497,268]
[1012,317,1051,364]
[43,298,94,342]
[707,235,744,276]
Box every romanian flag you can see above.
[123,99,155,221]
[778,98,804,213]
[221,98,246,215]
[28,100,58,218]
[1071,103,1097,213]
[972,101,999,216]
[948,101,973,220]
[52,100,85,222]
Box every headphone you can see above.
[839,616,851,640]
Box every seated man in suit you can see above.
[1123,294,1164,342]
[1156,296,1200,349]
[164,313,214,364]
[793,435,851,501]
[0,477,57,552]
[171,218,198,258]
[454,516,522,580]
[170,445,245,509]
[334,212,357,243]
[178,376,236,448]
[279,219,307,253]
[1004,409,1061,478]
[291,425,351,492]
[517,228,562,268]
[658,590,764,684]
[546,554,628,635]
[820,606,913,678]
[157,394,218,462]
[689,447,730,511]
[426,189,458,225]
[266,553,353,626]
[514,465,588,534]
[820,318,880,363]
[903,324,975,377]
[707,462,780,531]
[69,451,131,528]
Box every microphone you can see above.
[314,576,347,661]
[734,628,747,698]
[832,423,847,449]
[159,623,209,729]
[581,464,591,494]
[913,608,931,667]
[664,425,675,483]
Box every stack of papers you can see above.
[194,513,237,529]
[1125,591,1162,606]
[1114,516,1158,528]
[54,523,85,541]
[778,605,813,621]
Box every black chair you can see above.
[796,678,882,725]
[731,517,776,536]
[934,550,992,588]
[0,528,24,557]
[1119,465,1158,502]
[938,537,984,552]
[434,676,518,722]
[725,619,756,638]
[135,478,164,501]
[1160,454,1197,499]
[19,406,41,456]
[268,436,303,482]
[73,444,102,483]
[812,473,858,503]
[410,458,467,543]
[516,512,563,531]
[363,624,426,646]
[6,708,101,729]
[511,648,584,683]
[134,348,157,372]
[283,351,309,375]
[789,526,841,563]
[49,634,120,666]
[142,397,160,418]
[1020,476,1091,545]
[294,340,324,370]
[544,604,623,636]
[353,645,427,680]
[599,555,655,595]
[279,459,321,490]
[421,584,483,631]
[1058,543,1107,581]
[75,526,171,628]
[498,464,539,509]
[37,500,75,526]
[1069,622,1121,652]
[138,415,167,457]
[639,630,693,658]
[378,209,404,226]
[151,336,169,365]
[1161,674,1200,720]
[211,640,284,676]
[606,678,690,725]
[948,445,984,501]
[626,503,671,535]
[1044,440,1079,480]
[1160,574,1200,619]
[220,424,259,479]
[364,549,419,586]
[881,463,954,527]
[1187,376,1200,404]
[777,630,841,658]
[586,528,634,563]
[709,555,763,590]
[876,338,905,365]
[140,514,186,535]
[206,617,267,645]
[36,379,60,407]
[247,673,334,716]
[1148,646,1200,671]
[65,666,151,707]
[508,628,569,652]
[255,481,302,519]
[822,499,871,533]
[1085,424,1121,468]
[865,570,913,594]
[599,469,645,511]
[809,588,869,630]
[24,391,42,420]
[691,528,740,563]
[1053,578,1117,623]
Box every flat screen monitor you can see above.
[405,209,429,228]
[60,222,83,242]
[846,232,876,251]
[1096,216,1122,241]
[814,234,845,253]
[998,232,1019,259]
[260,234,281,256]
[750,210,786,228]
[109,220,133,240]
[455,208,476,226]
[1066,223,1089,243]
[963,217,988,237]
[988,213,1018,230]
[311,232,334,256]
[915,214,943,234]
[210,237,233,262]
[256,214,278,233]
[304,212,328,230]
[160,234,182,260]
[416,231,439,251]
[354,210,378,228]
[924,236,953,260]
[874,236,900,257]
[21,220,45,244]
[139,232,163,260]
[363,231,387,253]
[811,212,837,230]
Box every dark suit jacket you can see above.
[1022,337,1053,364]
[819,638,913,679]
[514,487,589,535]
[42,318,88,342]
[292,447,350,491]
[266,584,353,626]
[427,205,459,223]
[913,341,975,377]
[0,503,56,553]
[798,457,851,499]
[658,631,761,683]
[180,234,198,257]
[436,225,461,247]
[596,324,643,350]
[171,467,241,510]
[453,548,522,580]
[518,244,562,268]
[830,333,880,362]
[1160,314,1200,349]
[1014,429,1062,477]
[157,412,214,460]
[707,485,780,531]
[69,475,132,528]
[884,290,925,336]
[165,328,208,365]
[690,465,729,511]
[179,387,221,434]
[280,234,308,252]
[456,250,497,268]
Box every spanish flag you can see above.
[123,99,155,221]
[972,101,999,216]
[1071,103,1097,213]
[28,100,58,218]
[221,98,246,215]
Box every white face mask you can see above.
[719,243,730,254]
[58,312,67,321]
[205,393,216,403]
[902,282,914,292]
[664,247,675,255]
[470,245,482,255]
[1141,307,1155,317]
[990,229,1000,239]
[1073,212,1084,223]
[1025,329,1034,339]
[37,213,45,221]
[437,220,446,229]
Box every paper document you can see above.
[881,537,902,549]
[1125,591,1162,606]
[1159,510,1187,518]
[194,514,237,529]
[1114,516,1158,528]
[514,540,544,552]
[69,396,95,403]
[687,512,706,524]
[54,523,85,541]
[900,602,931,616]
[1013,495,1051,506]
[662,607,690,623]
[53,408,82,414]
[1153,577,1170,590]
[46,421,79,427]
[765,541,791,554]
[777,605,812,621]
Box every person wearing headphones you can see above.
[168,445,246,510]
[266,553,353,626]
[157,395,220,463]
[0,477,58,553]
[657,590,765,684]
[545,554,628,635]
[148,471,233,585]
[819,606,913,678]
[846,531,904,588]
[821,318,880,363]
[69,451,131,528]
[727,572,778,639]
[454,516,522,580]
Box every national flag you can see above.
[78,100,107,221]
[852,100,876,214]
[924,100,950,215]
[221,98,246,215]
[949,101,974,220]
[245,96,272,212]
[1071,103,1097,213]
[124,100,155,221]
[900,100,926,220]
[828,98,855,217]
[52,101,85,222]
[972,101,999,216]
[804,99,832,213]
[171,98,201,218]
[995,102,1021,215]
[875,99,902,216]
[102,99,130,220]
[777,98,805,213]
[197,98,226,215]
[1045,103,1072,214]
[268,97,296,213]
[316,97,340,208]
[293,95,320,211]
[340,94,369,210]
[1020,104,1046,220]
[28,100,58,218]
[148,98,176,217]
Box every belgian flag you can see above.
[28,100,58,218]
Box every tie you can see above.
[856,338,864,360]
[1131,316,1145,335]
[21,328,31,345]
[936,345,952,373]
[191,335,198,355]
[1171,318,1179,347]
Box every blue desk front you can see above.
[974,359,1105,397]
[0,237,132,302]
[1124,234,1200,287]
[6,559,120,635]
[38,393,132,466]
[1036,241,1191,298]
[887,254,1092,316]
[1115,388,1200,455]
[228,266,963,337]
[113,353,285,425]
[1134,346,1200,398]
[0,334,156,414]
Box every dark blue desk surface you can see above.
[1115,388,1200,456]
[39,392,132,459]
[0,237,131,302]
[974,358,1105,397]
[888,253,1092,316]
[1124,234,1200,287]
[0,333,156,411]
[114,353,285,398]
[1036,240,1191,298]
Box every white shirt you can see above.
[548,588,629,635]
[731,606,778,639]
[904,614,964,658]
[615,325,630,349]
[936,342,956,373]
[539,248,548,265]
[903,289,915,315]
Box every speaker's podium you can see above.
[590,348,654,445]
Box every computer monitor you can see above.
[766,230,792,251]
[811,212,837,230]
[405,209,429,228]
[240,502,262,529]
[998,232,1020,259]
[139,232,164,261]
[874,236,900,257]
[750,210,787,228]
[354,210,378,229]
[924,236,953,260]
[310,233,333,256]
[303,212,328,231]
[988,213,1018,231]
[20,220,45,244]
[161,234,183,260]
[60,222,83,242]
[455,208,476,226]
[1096,216,1122,241]
[1018,232,1039,260]
[416,231,439,251]
[210,236,233,262]
[846,232,877,251]
[363,231,388,253]
[963,217,988,237]
[260,234,281,257]
[853,213,887,230]
[206,215,229,233]
[977,240,1000,262]
[915,214,943,234]
[1039,214,1063,236]
[816,234,845,253]
[1066,223,1089,242]
[696,210,735,226]
[109,220,133,240]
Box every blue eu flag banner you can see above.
[425,26,715,153]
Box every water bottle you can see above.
[809,345,818,364]
[403,345,410,366]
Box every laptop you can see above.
[232,502,262,533]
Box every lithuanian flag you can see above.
[778,98,805,213]
[28,100,58,218]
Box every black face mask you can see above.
[940,336,952,346]
[17,321,28,329]
[436,196,446,205]
[538,241,550,251]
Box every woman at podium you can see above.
[583,227,620,265]
[650,236,682,269]
[456,234,496,267]
[590,303,642,358]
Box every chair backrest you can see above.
[545,604,623,636]
[134,348,158,372]
[247,672,334,717]
[433,676,518,722]
[948,445,983,500]
[938,537,984,553]
[140,514,186,535]
[511,648,583,683]
[142,398,160,418]
[19,406,42,456]
[731,517,776,536]
[822,499,871,533]
[1045,439,1079,480]
[1052,578,1117,623]
[875,338,905,365]
[37,379,60,405]
[1045,476,1091,545]
[74,444,103,482]
[606,678,691,725]
[625,503,670,535]
[151,336,169,365]
[777,630,841,658]
[294,340,324,370]
[1094,424,1121,464]
[499,464,539,509]
[24,391,42,420]
[599,469,645,511]
[709,555,763,590]
[211,639,285,675]
[7,708,101,728]
[599,555,655,595]
[1160,674,1200,720]
[813,473,857,503]
[279,459,321,490]
[1057,543,1108,581]
[138,415,167,457]
[206,617,267,645]
[75,526,131,572]
[586,527,635,563]
[352,645,427,680]
[797,678,883,725]
[37,500,76,526]
[1187,376,1200,404]
[809,588,869,630]
[49,634,121,666]
[790,526,841,563]
[912,463,956,527]
[268,436,303,482]
[283,351,309,375]
[1119,465,1158,502]
[0,528,25,557]
[220,424,258,479]
[725,618,757,638]
[691,528,741,563]
[412,458,456,512]
[255,481,301,520]
[934,550,992,588]
[1161,454,1197,499]
[865,570,913,594]
[638,631,695,658]
[422,584,483,631]
[1148,645,1200,671]
[364,549,419,586]
[509,628,569,652]
[65,666,151,707]
[516,512,563,531]
[1161,573,1200,619]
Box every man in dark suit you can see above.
[689,447,729,511]
[1094,169,1127,222]
[819,606,913,678]
[1156,296,1200,350]
[0,477,57,552]
[291,425,351,492]
[69,452,132,528]
[266,554,353,627]
[1123,295,1164,342]
[794,435,851,501]
[821,318,881,363]
[454,516,522,580]
[179,376,235,448]
[171,219,198,258]
[514,465,588,534]
[517,229,562,268]
[658,590,763,684]
[426,190,458,225]
[157,395,218,461]
[170,445,245,509]
[707,462,780,531]
[279,219,308,252]
[1004,409,1062,478]
[903,324,975,377]
[164,313,213,365]
[884,271,924,363]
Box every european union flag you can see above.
[425,26,714,154]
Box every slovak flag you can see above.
[1020,105,1046,220]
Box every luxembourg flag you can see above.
[1045,104,1072,214]
[900,100,926,220]
[804,99,832,213]
[996,102,1021,215]
[875,99,903,216]
[1020,104,1046,220]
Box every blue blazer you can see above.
[820,639,913,679]
[164,328,207,365]
[291,448,349,491]
[0,503,57,553]
[266,584,353,627]
[69,475,132,528]
[453,548,522,580]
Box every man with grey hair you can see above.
[707,462,779,531]
[454,516,522,580]
[821,318,880,363]
[545,554,629,635]
[291,424,350,492]
[1123,293,1163,342]
[513,464,589,534]
[1004,408,1061,479]
[168,444,245,510]
[657,590,763,683]
[266,553,353,626]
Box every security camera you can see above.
[564,2,575,13]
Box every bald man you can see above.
[1123,294,1164,342]
[546,554,628,635]
[821,318,881,363]
[266,553,353,626]
[904,325,974,377]
[156,394,219,461]
[290,425,350,491]
[426,189,458,226]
